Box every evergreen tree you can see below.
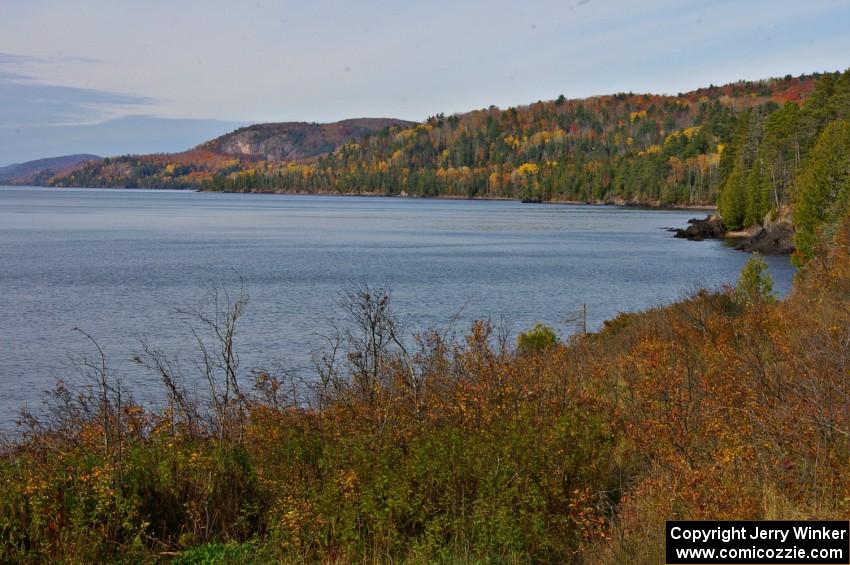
[793,120,850,263]
[719,166,748,229]
[744,163,770,226]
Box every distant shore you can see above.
[200,186,721,212]
[5,183,719,212]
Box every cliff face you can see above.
[200,118,416,161]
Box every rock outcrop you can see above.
[730,217,795,255]
[673,209,795,255]
[674,214,726,240]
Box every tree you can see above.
[744,162,771,226]
[516,323,557,354]
[735,253,774,304]
[718,166,747,229]
[717,110,753,229]
[338,284,409,405]
[793,120,850,264]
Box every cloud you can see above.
[0,115,246,166]
[0,52,153,128]
[0,52,243,164]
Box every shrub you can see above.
[516,323,558,354]
[735,253,775,304]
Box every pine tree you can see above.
[744,163,770,226]
[793,119,850,263]
[719,165,748,229]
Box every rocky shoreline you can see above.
[673,214,726,241]
[674,213,795,255]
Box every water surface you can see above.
[0,187,795,425]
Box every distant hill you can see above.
[0,154,100,186]
[52,118,415,189]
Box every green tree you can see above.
[516,323,558,354]
[719,165,748,229]
[760,102,801,209]
[793,120,850,263]
[744,163,771,226]
[735,253,775,304]
[717,110,754,229]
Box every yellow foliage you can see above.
[664,125,702,144]
[516,162,539,176]
[682,126,702,139]
[395,129,417,142]
[488,172,501,190]
[503,135,521,149]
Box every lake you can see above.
[0,187,795,426]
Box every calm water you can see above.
[0,187,795,425]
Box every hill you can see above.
[52,118,414,189]
[51,73,823,206]
[0,154,100,186]
[288,74,819,205]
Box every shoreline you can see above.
[10,184,718,213]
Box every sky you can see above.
[1,0,850,165]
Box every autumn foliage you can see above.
[50,74,823,209]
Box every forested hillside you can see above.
[52,118,413,190]
[52,74,819,208]
[258,75,816,205]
